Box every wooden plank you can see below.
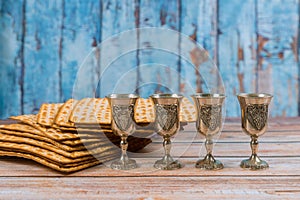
[196,0,218,61]
[72,157,300,177]
[218,0,257,117]
[22,0,62,113]
[184,119,300,132]
[257,0,299,117]
[99,0,138,97]
[0,176,299,199]
[61,0,101,100]
[226,117,300,125]
[137,0,180,97]
[1,157,300,177]
[140,141,300,158]
[197,0,221,94]
[179,0,220,96]
[0,0,24,118]
[212,123,300,131]
[298,0,300,116]
[179,0,200,94]
[157,129,300,143]
[0,117,298,199]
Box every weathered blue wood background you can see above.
[0,0,299,118]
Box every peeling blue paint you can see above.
[0,0,299,118]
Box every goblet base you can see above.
[195,154,224,170]
[111,158,137,170]
[240,155,269,170]
[154,156,182,170]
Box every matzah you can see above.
[54,99,78,127]
[0,133,115,159]
[69,98,111,125]
[0,150,102,173]
[10,115,84,141]
[135,98,155,124]
[37,103,63,127]
[0,141,96,164]
[180,97,196,122]
[0,128,85,152]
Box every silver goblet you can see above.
[150,94,183,170]
[237,93,273,170]
[106,94,139,170]
[191,93,225,170]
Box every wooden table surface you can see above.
[0,118,300,199]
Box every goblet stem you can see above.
[195,136,223,170]
[161,137,174,163]
[163,137,171,158]
[250,136,258,156]
[154,136,182,170]
[120,136,129,163]
[111,135,137,170]
[240,136,269,170]
[205,136,213,156]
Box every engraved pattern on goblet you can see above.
[246,104,268,131]
[156,104,178,135]
[192,93,225,170]
[200,105,221,131]
[150,94,183,170]
[107,94,139,170]
[112,105,134,132]
[237,93,273,170]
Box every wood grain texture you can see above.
[218,0,257,117]
[99,0,138,96]
[1,157,300,177]
[0,177,299,199]
[179,0,221,97]
[22,0,62,114]
[61,0,101,100]
[0,0,24,117]
[137,0,180,97]
[257,0,299,117]
[0,118,300,199]
[179,0,198,95]
[0,0,300,119]
[140,142,300,158]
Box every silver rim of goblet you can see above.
[190,93,225,99]
[150,93,183,99]
[106,93,139,99]
[237,93,273,99]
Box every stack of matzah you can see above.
[0,97,196,173]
